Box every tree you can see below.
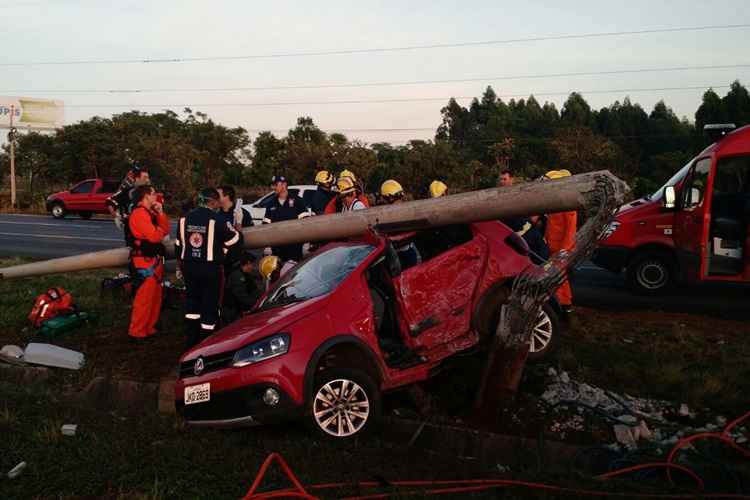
[695,88,728,132]
[722,80,750,128]
[561,92,594,128]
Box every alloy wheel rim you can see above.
[313,378,370,437]
[52,206,63,216]
[529,310,553,353]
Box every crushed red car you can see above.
[175,221,563,438]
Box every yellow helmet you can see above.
[429,180,447,198]
[544,169,572,180]
[259,255,280,280]
[380,179,404,198]
[336,176,357,196]
[338,169,357,182]
[314,170,334,187]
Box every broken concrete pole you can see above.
[23,343,84,370]
[0,171,628,279]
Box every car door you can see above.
[673,157,712,281]
[391,226,485,351]
[66,180,96,211]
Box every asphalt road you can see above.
[1,213,747,319]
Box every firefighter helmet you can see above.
[314,170,334,187]
[338,169,357,182]
[380,179,404,203]
[429,180,447,198]
[259,255,280,280]
[544,169,572,180]
[336,176,357,196]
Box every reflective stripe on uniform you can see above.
[185,313,200,319]
[179,217,187,260]
[224,228,240,247]
[200,323,215,331]
[207,219,216,262]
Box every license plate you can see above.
[184,383,210,405]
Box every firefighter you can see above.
[176,188,241,349]
[106,165,151,245]
[127,184,169,341]
[222,252,263,323]
[324,169,370,214]
[309,170,336,214]
[262,175,310,262]
[337,177,368,211]
[544,169,577,313]
[429,180,448,198]
[379,179,405,205]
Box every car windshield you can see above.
[649,160,693,200]
[259,244,375,310]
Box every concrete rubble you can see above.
[540,370,748,451]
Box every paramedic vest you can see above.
[176,207,241,264]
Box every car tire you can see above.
[527,303,561,363]
[51,202,66,219]
[308,368,381,440]
[626,251,675,295]
[79,212,93,220]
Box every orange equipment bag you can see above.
[28,288,75,328]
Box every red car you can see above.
[175,221,562,438]
[46,178,120,219]
[594,124,750,294]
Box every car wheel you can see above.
[79,212,93,220]
[309,368,380,439]
[51,203,66,219]
[626,251,675,295]
[527,303,561,362]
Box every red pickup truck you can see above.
[46,178,120,219]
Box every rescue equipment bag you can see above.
[38,311,95,337]
[28,288,75,328]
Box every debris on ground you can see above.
[7,462,26,479]
[0,345,26,365]
[23,343,84,370]
[61,424,78,436]
[540,370,749,451]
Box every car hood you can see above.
[181,293,331,361]
[615,197,655,218]
[47,190,69,199]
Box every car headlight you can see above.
[601,221,620,240]
[232,334,290,368]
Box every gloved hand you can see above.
[114,214,123,230]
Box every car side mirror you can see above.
[384,241,402,278]
[663,185,677,210]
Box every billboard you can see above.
[0,96,64,130]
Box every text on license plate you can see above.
[184,383,210,405]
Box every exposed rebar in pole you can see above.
[9,104,17,209]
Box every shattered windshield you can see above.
[649,161,693,201]
[259,244,375,310]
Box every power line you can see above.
[2,23,749,67]
[60,83,731,111]
[14,64,748,95]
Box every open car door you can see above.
[391,226,485,352]
[673,157,712,282]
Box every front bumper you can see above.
[176,383,302,427]
[591,246,630,273]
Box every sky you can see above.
[1,0,749,144]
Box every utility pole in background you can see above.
[9,104,17,209]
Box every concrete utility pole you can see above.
[9,104,17,209]
[0,171,628,279]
